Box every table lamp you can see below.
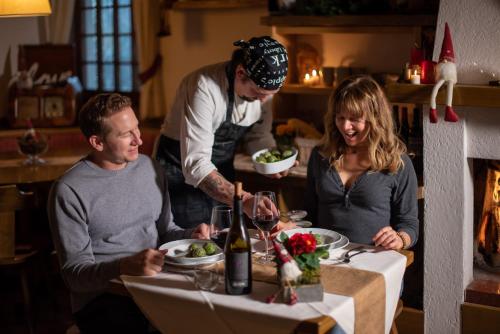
[0,0,51,17]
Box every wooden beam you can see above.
[385,83,500,109]
[261,15,437,27]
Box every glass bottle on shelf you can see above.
[400,106,410,145]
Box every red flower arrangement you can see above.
[280,232,329,285]
[287,233,317,255]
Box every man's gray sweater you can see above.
[48,154,191,313]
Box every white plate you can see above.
[278,228,344,250]
[252,147,298,175]
[159,239,223,266]
[294,220,312,228]
[332,234,349,250]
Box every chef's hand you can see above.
[192,223,210,239]
[120,248,167,276]
[266,160,299,179]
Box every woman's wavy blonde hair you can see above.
[320,75,406,173]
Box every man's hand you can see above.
[191,223,210,239]
[266,160,299,179]
[120,248,167,276]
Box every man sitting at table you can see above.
[48,93,209,334]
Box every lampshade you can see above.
[0,0,52,17]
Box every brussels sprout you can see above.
[203,242,217,255]
[188,243,201,252]
[266,155,278,163]
[263,151,272,158]
[271,149,281,156]
[256,156,267,163]
[313,233,323,245]
[282,149,293,158]
[190,247,207,258]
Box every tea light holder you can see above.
[411,70,421,84]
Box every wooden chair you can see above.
[0,184,37,334]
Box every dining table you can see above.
[116,239,413,334]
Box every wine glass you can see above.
[17,132,49,165]
[252,191,280,263]
[209,205,232,249]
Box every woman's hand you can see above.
[373,226,405,250]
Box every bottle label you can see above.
[227,252,249,287]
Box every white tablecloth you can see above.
[121,244,406,334]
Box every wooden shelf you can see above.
[261,15,436,34]
[385,83,500,108]
[173,0,265,10]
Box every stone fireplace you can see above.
[419,1,500,332]
[423,103,500,332]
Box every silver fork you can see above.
[342,246,366,263]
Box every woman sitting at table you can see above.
[305,75,418,250]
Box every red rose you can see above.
[287,233,317,256]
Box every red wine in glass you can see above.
[211,231,228,249]
[253,217,279,232]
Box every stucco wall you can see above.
[424,1,500,333]
[432,0,500,85]
[159,7,271,113]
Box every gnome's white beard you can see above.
[436,61,457,83]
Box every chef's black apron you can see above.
[156,64,251,229]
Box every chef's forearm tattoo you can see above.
[199,170,234,205]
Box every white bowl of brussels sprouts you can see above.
[251,147,298,175]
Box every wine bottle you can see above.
[225,181,252,295]
[392,105,400,133]
[400,106,410,144]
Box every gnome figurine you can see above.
[429,22,459,123]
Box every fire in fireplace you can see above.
[475,160,500,270]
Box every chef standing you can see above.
[156,36,293,228]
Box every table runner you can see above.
[122,245,406,334]
[252,262,385,333]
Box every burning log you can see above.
[477,163,500,267]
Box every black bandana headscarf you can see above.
[233,36,288,90]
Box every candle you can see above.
[410,70,421,84]
[304,73,312,86]
[311,69,320,85]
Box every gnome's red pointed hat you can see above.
[439,22,455,62]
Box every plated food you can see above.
[252,147,298,175]
[278,228,346,250]
[159,239,224,267]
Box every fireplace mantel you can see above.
[386,83,500,109]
